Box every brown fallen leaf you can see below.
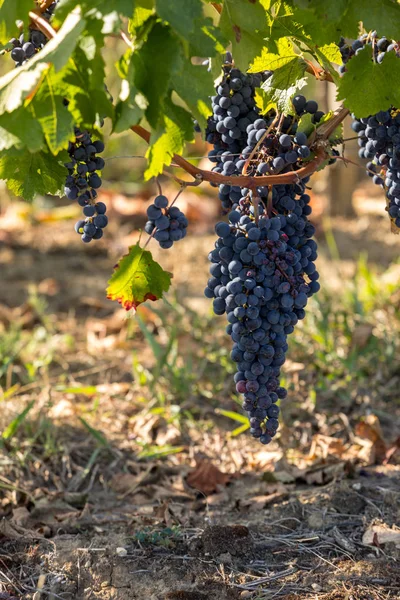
[186,458,232,496]
[362,524,400,547]
[309,434,346,460]
[384,436,400,464]
[153,500,181,527]
[0,518,43,540]
[355,415,387,464]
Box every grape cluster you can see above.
[339,32,399,74]
[204,55,325,443]
[353,111,400,228]
[144,195,188,249]
[205,187,319,443]
[65,129,107,243]
[8,2,58,67]
[339,33,400,229]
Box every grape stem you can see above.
[242,114,279,176]
[29,11,57,37]
[155,178,163,196]
[304,59,334,83]
[162,170,203,187]
[38,0,55,12]
[131,106,349,187]
[120,31,133,49]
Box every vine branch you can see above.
[131,106,350,188]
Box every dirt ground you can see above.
[0,186,400,600]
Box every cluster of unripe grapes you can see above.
[145,195,188,249]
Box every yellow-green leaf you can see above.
[248,38,297,73]
[106,243,172,312]
[316,43,342,65]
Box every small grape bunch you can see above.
[8,2,59,67]
[66,128,107,243]
[144,195,188,249]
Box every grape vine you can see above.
[1,0,400,444]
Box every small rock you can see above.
[115,547,128,557]
[311,583,322,591]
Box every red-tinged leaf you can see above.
[106,243,172,312]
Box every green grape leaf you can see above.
[113,50,145,133]
[0,0,35,44]
[128,6,156,44]
[106,243,172,312]
[155,0,224,56]
[337,46,400,118]
[30,71,75,154]
[0,10,86,115]
[296,113,315,137]
[316,43,342,65]
[0,106,44,152]
[248,38,298,72]
[261,57,307,114]
[145,100,194,179]
[155,0,202,38]
[219,0,269,71]
[173,61,213,129]
[317,111,343,144]
[254,87,275,115]
[348,0,400,42]
[55,0,135,21]
[0,147,68,200]
[132,23,182,129]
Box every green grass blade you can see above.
[79,417,109,448]
[136,314,163,361]
[2,399,35,440]
[215,408,249,424]
[231,422,250,437]
[55,385,98,395]
[137,445,185,460]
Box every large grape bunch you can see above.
[204,55,326,444]
[144,195,188,249]
[339,33,400,230]
[65,130,107,243]
[8,2,58,67]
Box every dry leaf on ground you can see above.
[186,458,232,495]
[363,524,400,547]
[355,415,387,464]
